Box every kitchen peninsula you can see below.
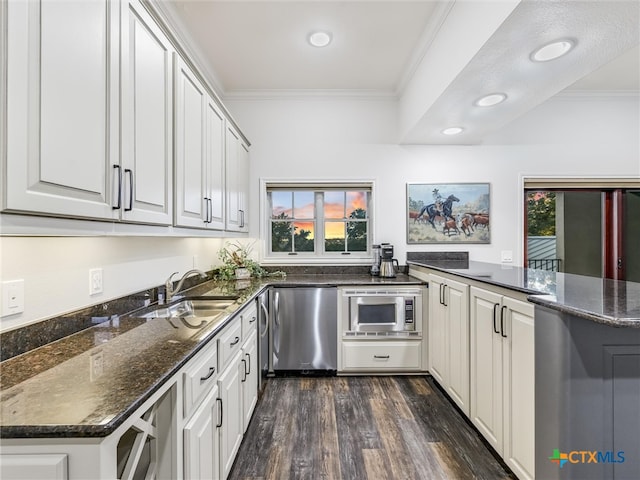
[408,259,640,480]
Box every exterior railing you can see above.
[527,258,562,272]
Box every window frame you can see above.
[261,180,375,264]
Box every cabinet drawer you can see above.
[342,341,422,371]
[219,318,243,369]
[183,339,218,418]
[241,303,258,339]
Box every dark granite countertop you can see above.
[0,274,422,439]
[409,260,640,328]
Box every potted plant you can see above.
[215,241,284,281]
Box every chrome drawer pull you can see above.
[230,336,240,346]
[200,367,216,381]
[374,355,390,359]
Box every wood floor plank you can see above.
[398,418,450,479]
[408,375,433,396]
[370,397,419,480]
[362,449,392,480]
[430,441,476,480]
[318,379,342,480]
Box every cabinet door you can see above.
[238,141,250,232]
[120,0,173,225]
[445,278,470,415]
[205,97,226,229]
[502,297,535,480]
[241,331,258,432]
[224,125,241,231]
[184,385,221,480]
[174,55,207,228]
[470,286,503,452]
[218,353,243,480]
[428,275,448,386]
[5,0,118,220]
[0,454,67,480]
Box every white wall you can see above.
[0,236,230,332]
[226,93,639,268]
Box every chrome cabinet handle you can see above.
[239,209,245,227]
[249,315,256,323]
[208,198,213,223]
[374,355,390,359]
[203,197,210,223]
[442,284,448,307]
[241,359,247,382]
[216,398,223,428]
[493,303,500,334]
[245,352,251,374]
[230,336,240,346]
[200,366,215,382]
[112,165,122,210]
[124,169,133,211]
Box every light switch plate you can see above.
[1,280,25,316]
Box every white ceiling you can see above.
[158,0,640,144]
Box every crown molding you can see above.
[222,89,398,102]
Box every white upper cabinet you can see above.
[4,0,119,220]
[174,55,229,231]
[204,96,226,230]
[120,0,174,225]
[225,125,249,233]
[174,55,207,228]
[2,0,249,233]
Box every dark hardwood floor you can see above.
[229,376,516,480]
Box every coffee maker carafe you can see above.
[379,244,399,278]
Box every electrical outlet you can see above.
[501,250,513,263]
[89,268,103,295]
[1,280,25,316]
[90,350,104,381]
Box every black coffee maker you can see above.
[379,244,399,278]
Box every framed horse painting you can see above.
[406,183,491,244]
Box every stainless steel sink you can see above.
[136,298,236,329]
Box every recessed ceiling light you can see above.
[442,127,464,135]
[308,31,332,48]
[531,39,575,62]
[475,93,507,107]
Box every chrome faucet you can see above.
[164,269,207,303]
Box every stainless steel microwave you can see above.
[343,288,423,335]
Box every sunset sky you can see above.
[271,191,367,239]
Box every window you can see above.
[266,183,372,261]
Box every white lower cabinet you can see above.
[428,273,470,415]
[183,384,221,480]
[241,330,259,431]
[470,286,535,480]
[341,341,422,371]
[218,352,244,480]
[0,454,68,480]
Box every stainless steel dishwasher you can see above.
[269,287,337,374]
